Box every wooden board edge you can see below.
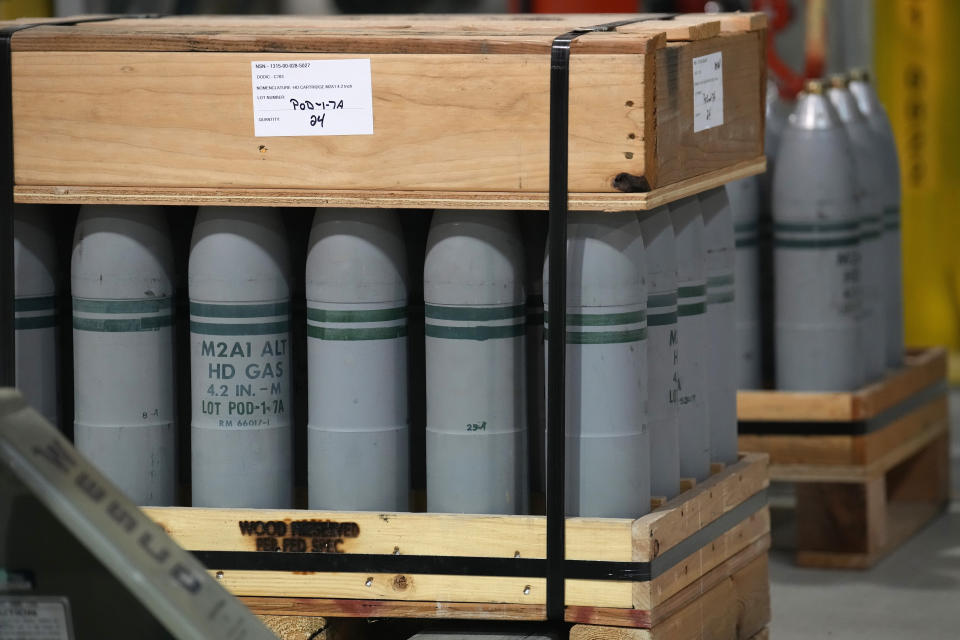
[737,347,947,422]
[668,12,767,34]
[144,505,636,563]
[632,453,769,559]
[853,346,948,419]
[240,596,546,621]
[13,157,766,212]
[737,388,854,422]
[767,412,949,483]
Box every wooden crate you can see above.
[737,347,950,568]
[144,453,770,632]
[8,12,766,211]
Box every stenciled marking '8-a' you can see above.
[72,205,177,506]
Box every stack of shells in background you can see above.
[731,70,902,393]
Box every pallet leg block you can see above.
[794,432,950,569]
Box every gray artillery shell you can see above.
[424,212,527,515]
[828,81,886,382]
[638,206,681,499]
[13,206,59,427]
[544,212,649,518]
[850,72,904,368]
[773,84,864,391]
[189,207,293,509]
[699,187,738,465]
[667,197,711,481]
[726,176,763,389]
[763,84,795,206]
[306,208,409,512]
[72,205,177,506]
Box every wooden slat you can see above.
[13,157,767,211]
[143,508,633,563]
[7,14,739,53]
[739,390,948,469]
[217,572,551,607]
[737,347,946,422]
[224,572,633,610]
[851,347,947,420]
[241,597,544,621]
[738,432,856,467]
[683,12,768,32]
[737,389,856,423]
[12,26,665,55]
[12,50,653,194]
[856,392,948,464]
[767,404,948,482]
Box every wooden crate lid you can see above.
[7,12,764,54]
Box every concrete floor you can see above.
[768,391,960,639]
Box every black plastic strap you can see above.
[0,28,14,387]
[0,14,162,387]
[545,14,674,622]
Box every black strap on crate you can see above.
[544,14,673,621]
[0,14,161,387]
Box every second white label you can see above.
[692,52,724,133]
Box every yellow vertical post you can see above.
[875,0,960,379]
[0,1,52,19]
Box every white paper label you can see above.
[0,598,72,640]
[251,59,374,137]
[692,52,724,133]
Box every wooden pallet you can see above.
[6,12,766,210]
[737,347,950,568]
[144,453,770,632]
